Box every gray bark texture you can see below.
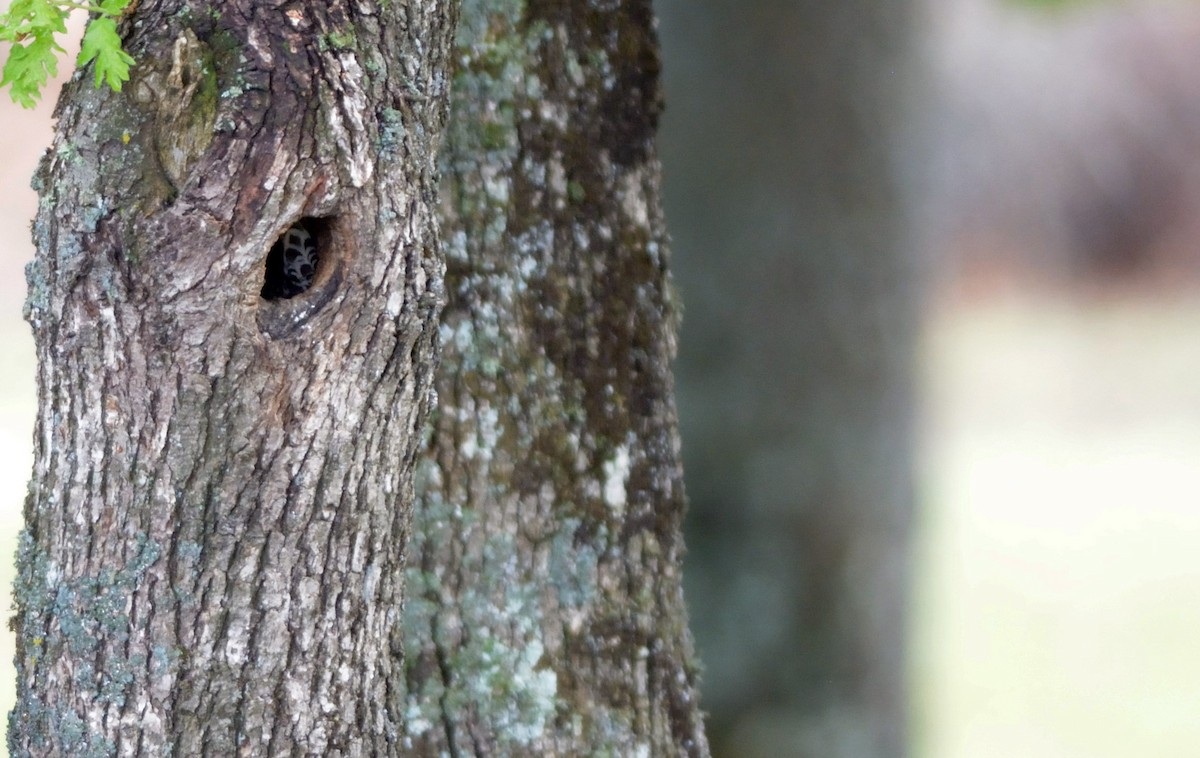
[11,0,457,755]
[398,0,708,756]
[11,0,708,756]
[658,1,920,756]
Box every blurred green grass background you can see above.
[912,294,1200,757]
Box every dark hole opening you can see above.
[261,217,330,300]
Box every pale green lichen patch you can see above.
[9,530,162,752]
[403,483,563,749]
[24,167,94,323]
[547,517,600,609]
[466,632,557,743]
[320,29,357,52]
[7,701,116,758]
[378,107,405,155]
[442,0,542,180]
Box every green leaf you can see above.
[1,0,66,40]
[0,0,131,106]
[77,16,134,91]
[1,31,62,108]
[27,0,68,34]
[98,0,132,14]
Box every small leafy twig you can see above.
[0,0,135,108]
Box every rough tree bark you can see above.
[11,0,707,755]
[397,0,709,755]
[10,1,457,755]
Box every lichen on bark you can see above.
[402,0,708,754]
[10,1,458,755]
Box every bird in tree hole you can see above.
[262,222,319,300]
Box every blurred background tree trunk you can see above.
[657,2,922,756]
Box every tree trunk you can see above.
[12,0,708,756]
[398,1,709,755]
[10,1,457,755]
[658,1,920,756]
